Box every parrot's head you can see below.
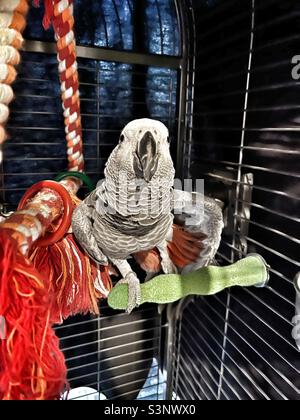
[106,118,175,184]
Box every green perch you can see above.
[108,254,270,311]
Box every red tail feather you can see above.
[133,249,161,274]
[134,224,206,273]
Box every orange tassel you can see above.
[29,193,112,324]
[30,234,112,324]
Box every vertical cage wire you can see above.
[216,0,256,398]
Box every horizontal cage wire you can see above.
[170,0,300,401]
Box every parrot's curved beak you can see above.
[134,131,159,182]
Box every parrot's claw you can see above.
[116,272,141,314]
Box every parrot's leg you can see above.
[110,258,142,314]
[145,272,157,282]
[157,241,178,275]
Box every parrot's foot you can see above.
[116,272,141,314]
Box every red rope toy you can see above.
[34,0,84,174]
[18,181,73,247]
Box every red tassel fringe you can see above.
[30,234,112,325]
[0,231,66,400]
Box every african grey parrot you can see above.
[72,118,224,313]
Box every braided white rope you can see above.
[0,45,20,64]
[0,1,26,160]
[0,83,13,104]
[0,13,15,28]
[0,28,23,47]
[0,0,22,12]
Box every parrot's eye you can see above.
[119,134,125,143]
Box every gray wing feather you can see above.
[173,190,224,273]
[72,191,108,265]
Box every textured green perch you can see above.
[108,255,269,310]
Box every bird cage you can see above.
[0,0,299,401]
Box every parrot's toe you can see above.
[116,272,141,314]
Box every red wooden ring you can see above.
[17,180,73,247]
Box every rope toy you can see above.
[34,0,84,173]
[0,0,87,400]
[0,0,29,147]
[0,230,67,400]
[108,255,270,310]
[0,64,17,84]
[18,180,73,247]
[30,233,112,324]
[27,3,112,323]
[27,182,112,324]
[55,171,95,192]
[0,179,71,399]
